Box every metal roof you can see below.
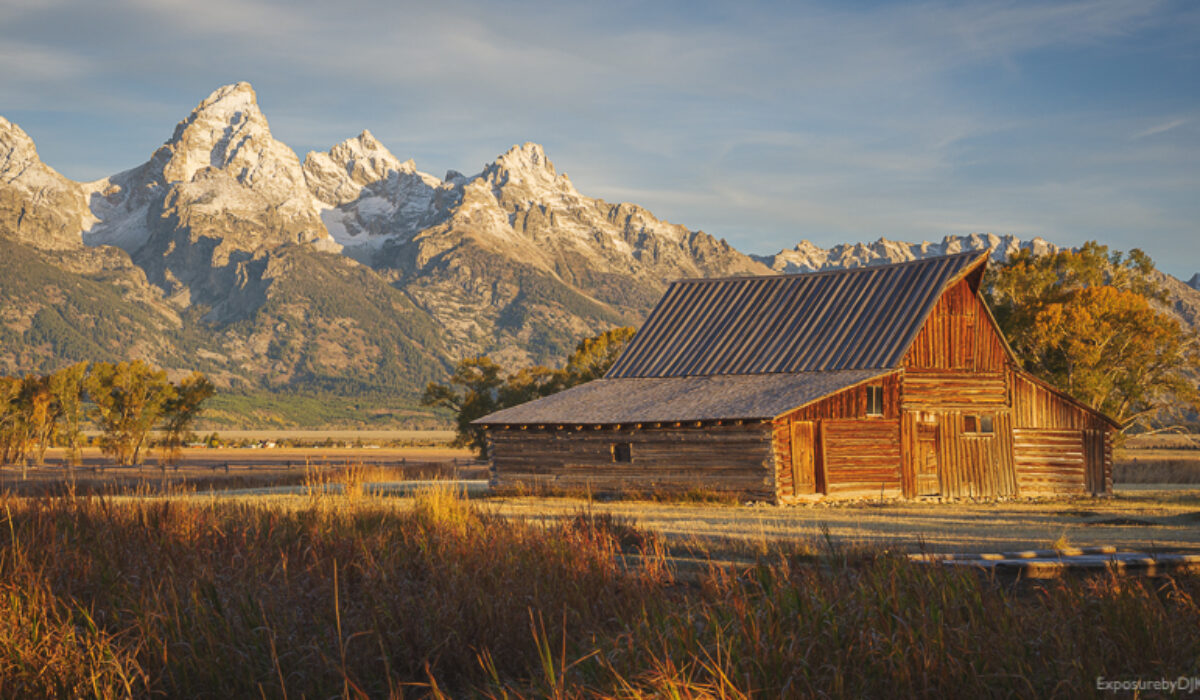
[605,251,988,378]
[473,369,892,425]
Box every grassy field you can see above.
[1115,448,1200,483]
[0,445,480,497]
[1,486,1197,697]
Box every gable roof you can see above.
[474,369,892,425]
[606,251,989,378]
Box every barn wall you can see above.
[903,279,1010,371]
[488,423,776,500]
[774,373,901,500]
[1009,370,1114,495]
[901,369,1008,410]
[897,369,1017,498]
[934,411,1017,498]
[822,419,903,497]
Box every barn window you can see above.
[964,415,995,434]
[612,442,633,463]
[866,385,884,416]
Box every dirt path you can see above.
[481,488,1200,555]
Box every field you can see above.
[3,440,1200,696]
[2,485,1199,697]
[0,444,480,497]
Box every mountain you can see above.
[0,83,767,424]
[753,234,1062,273]
[1188,273,1200,291]
[0,81,1196,426]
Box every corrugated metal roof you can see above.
[606,251,987,378]
[473,370,891,425]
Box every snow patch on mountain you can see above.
[755,233,1061,273]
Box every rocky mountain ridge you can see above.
[1,81,1196,426]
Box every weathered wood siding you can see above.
[903,279,1010,371]
[901,369,1007,411]
[932,412,1017,498]
[1012,428,1086,494]
[822,419,903,496]
[897,369,1017,498]
[1009,370,1113,495]
[773,373,900,500]
[489,423,776,500]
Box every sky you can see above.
[2,0,1198,278]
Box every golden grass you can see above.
[1115,448,1200,484]
[1,488,1199,696]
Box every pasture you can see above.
[2,438,1199,696]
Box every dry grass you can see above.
[0,446,483,498]
[1,487,1199,696]
[1115,448,1200,484]
[1122,434,1200,450]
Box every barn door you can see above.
[1083,430,1106,495]
[915,421,940,496]
[790,421,817,494]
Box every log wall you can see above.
[1009,370,1114,495]
[822,419,903,497]
[488,422,776,500]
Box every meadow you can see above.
[1,482,1199,697]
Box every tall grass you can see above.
[0,489,1198,697]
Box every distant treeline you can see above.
[0,360,213,467]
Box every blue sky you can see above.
[2,0,1198,277]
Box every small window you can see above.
[964,415,994,434]
[866,386,884,416]
[612,442,632,463]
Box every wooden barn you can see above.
[475,251,1117,502]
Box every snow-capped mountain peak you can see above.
[482,142,578,199]
[755,233,1063,273]
[305,129,440,207]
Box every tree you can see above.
[86,361,174,465]
[48,362,88,467]
[17,374,55,466]
[423,327,638,455]
[985,243,1199,432]
[421,356,506,455]
[563,327,637,383]
[0,376,22,465]
[160,372,215,465]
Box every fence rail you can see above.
[0,457,489,477]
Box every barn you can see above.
[475,251,1117,502]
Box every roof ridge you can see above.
[673,249,987,285]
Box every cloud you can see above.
[1132,118,1189,139]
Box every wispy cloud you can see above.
[1132,118,1189,139]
